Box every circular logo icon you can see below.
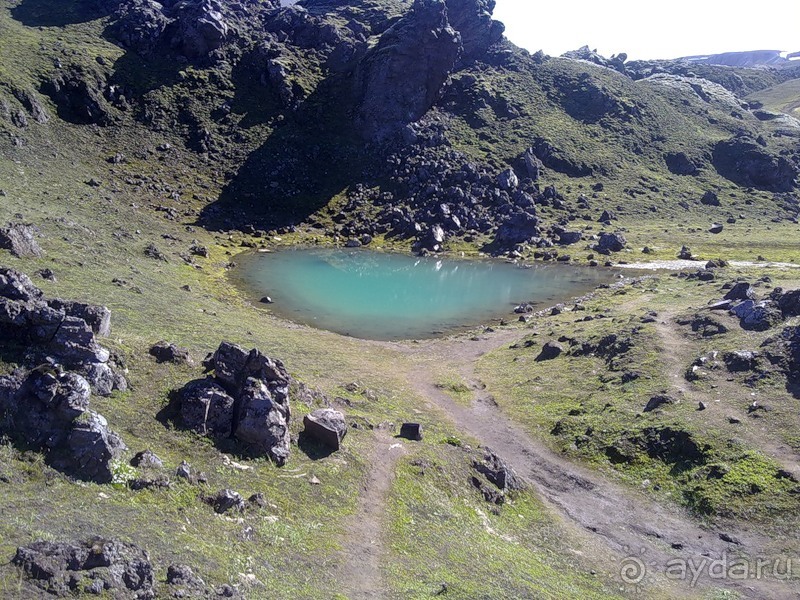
[620,556,647,584]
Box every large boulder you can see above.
[167,0,229,59]
[178,342,293,465]
[108,0,171,56]
[1,369,125,483]
[12,538,154,598]
[303,408,347,451]
[0,223,42,257]
[354,0,462,140]
[235,377,291,464]
[493,209,540,246]
[0,267,125,395]
[179,379,235,438]
[596,232,627,254]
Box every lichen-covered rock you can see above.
[303,408,347,451]
[0,223,42,257]
[0,267,124,395]
[177,342,293,464]
[12,538,154,599]
[1,368,126,483]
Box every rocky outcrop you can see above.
[0,268,125,396]
[42,66,114,126]
[108,0,171,56]
[712,136,798,192]
[445,0,504,61]
[596,232,627,254]
[177,342,292,465]
[354,0,462,140]
[0,367,126,483]
[0,223,42,257]
[12,538,154,599]
[562,45,628,74]
[167,0,229,59]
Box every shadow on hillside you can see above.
[198,74,377,232]
[786,381,800,400]
[11,0,111,27]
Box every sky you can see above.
[493,0,800,61]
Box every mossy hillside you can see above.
[385,443,631,600]
[0,106,645,597]
[476,272,800,527]
[746,78,800,118]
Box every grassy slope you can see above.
[747,78,800,118]
[0,4,636,599]
[477,272,800,527]
[1,1,799,598]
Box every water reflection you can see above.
[233,248,618,340]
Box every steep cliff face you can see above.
[353,0,461,141]
[445,0,504,61]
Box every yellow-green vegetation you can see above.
[1,0,800,598]
[386,445,626,600]
[747,78,800,118]
[477,272,800,529]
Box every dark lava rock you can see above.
[42,66,113,126]
[12,537,154,599]
[148,340,193,365]
[178,342,292,465]
[354,0,461,140]
[700,191,720,206]
[709,223,724,234]
[493,209,540,246]
[713,136,798,192]
[724,282,756,301]
[207,489,245,514]
[665,152,700,176]
[130,449,163,469]
[678,314,728,337]
[143,243,167,261]
[643,394,677,413]
[723,350,761,372]
[303,408,347,450]
[640,427,708,467]
[399,422,423,441]
[166,563,205,589]
[179,379,236,438]
[535,341,564,361]
[0,223,42,257]
[0,368,125,483]
[473,448,523,492]
[730,300,782,331]
[471,475,505,504]
[596,232,627,254]
[777,289,800,317]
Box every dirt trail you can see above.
[389,328,799,599]
[653,312,799,475]
[337,431,406,600]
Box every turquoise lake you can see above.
[234,248,618,340]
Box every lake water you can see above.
[233,248,617,340]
